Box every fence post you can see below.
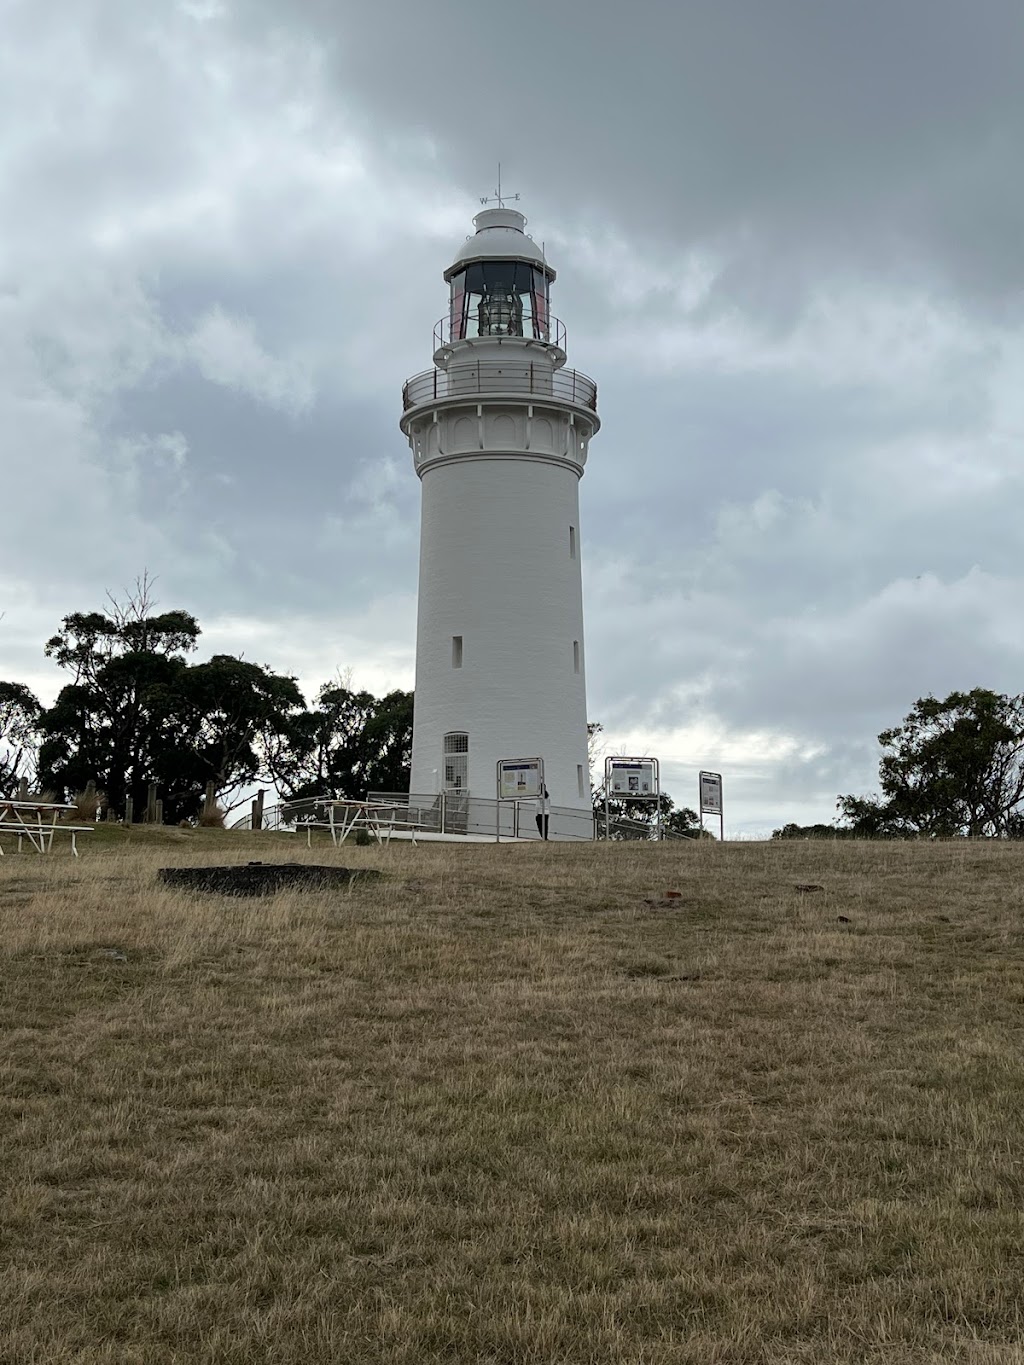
[203,781,216,817]
[146,782,158,824]
[154,799,164,826]
[252,790,265,831]
[124,796,134,826]
[440,790,446,835]
[17,777,29,801]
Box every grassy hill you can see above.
[2,836,1023,1363]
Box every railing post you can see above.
[440,790,446,834]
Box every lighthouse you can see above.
[400,203,600,827]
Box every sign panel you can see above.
[608,758,659,800]
[498,757,544,801]
[699,771,723,815]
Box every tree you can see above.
[0,682,42,794]
[36,579,306,821]
[587,721,605,795]
[266,681,413,803]
[664,803,704,838]
[356,689,414,794]
[152,655,306,819]
[594,789,703,840]
[772,822,854,840]
[838,689,1024,839]
[38,580,200,816]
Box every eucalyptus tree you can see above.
[838,689,1024,838]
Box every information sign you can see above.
[608,759,658,799]
[699,770,724,841]
[699,771,722,815]
[497,758,544,801]
[604,756,662,840]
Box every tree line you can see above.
[28,589,1012,842]
[1,585,701,833]
[774,688,1024,840]
[0,583,412,823]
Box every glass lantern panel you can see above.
[449,263,552,341]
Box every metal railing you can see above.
[434,314,567,351]
[599,815,698,842]
[233,793,697,843]
[368,791,596,841]
[231,796,330,831]
[402,361,598,412]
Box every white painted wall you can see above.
[409,455,590,810]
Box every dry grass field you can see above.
[3,830,1024,1363]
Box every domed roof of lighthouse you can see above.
[445,207,554,281]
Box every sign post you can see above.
[699,770,723,841]
[496,757,544,842]
[604,757,661,839]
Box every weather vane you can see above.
[480,163,519,209]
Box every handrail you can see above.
[434,314,567,351]
[402,361,598,412]
[233,792,693,842]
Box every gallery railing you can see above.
[402,361,598,412]
[433,313,567,351]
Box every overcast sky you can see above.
[3,0,1023,833]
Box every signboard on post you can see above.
[604,756,662,839]
[497,758,544,801]
[496,757,545,841]
[699,770,724,840]
[608,759,659,798]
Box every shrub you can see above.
[197,804,226,829]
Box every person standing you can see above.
[535,786,550,840]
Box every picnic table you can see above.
[300,800,419,847]
[0,800,94,856]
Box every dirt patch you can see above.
[158,862,382,897]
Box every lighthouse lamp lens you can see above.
[478,288,522,337]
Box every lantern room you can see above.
[443,207,554,344]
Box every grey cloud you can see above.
[4,0,1024,834]
[239,0,1024,317]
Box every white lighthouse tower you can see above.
[400,203,600,827]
